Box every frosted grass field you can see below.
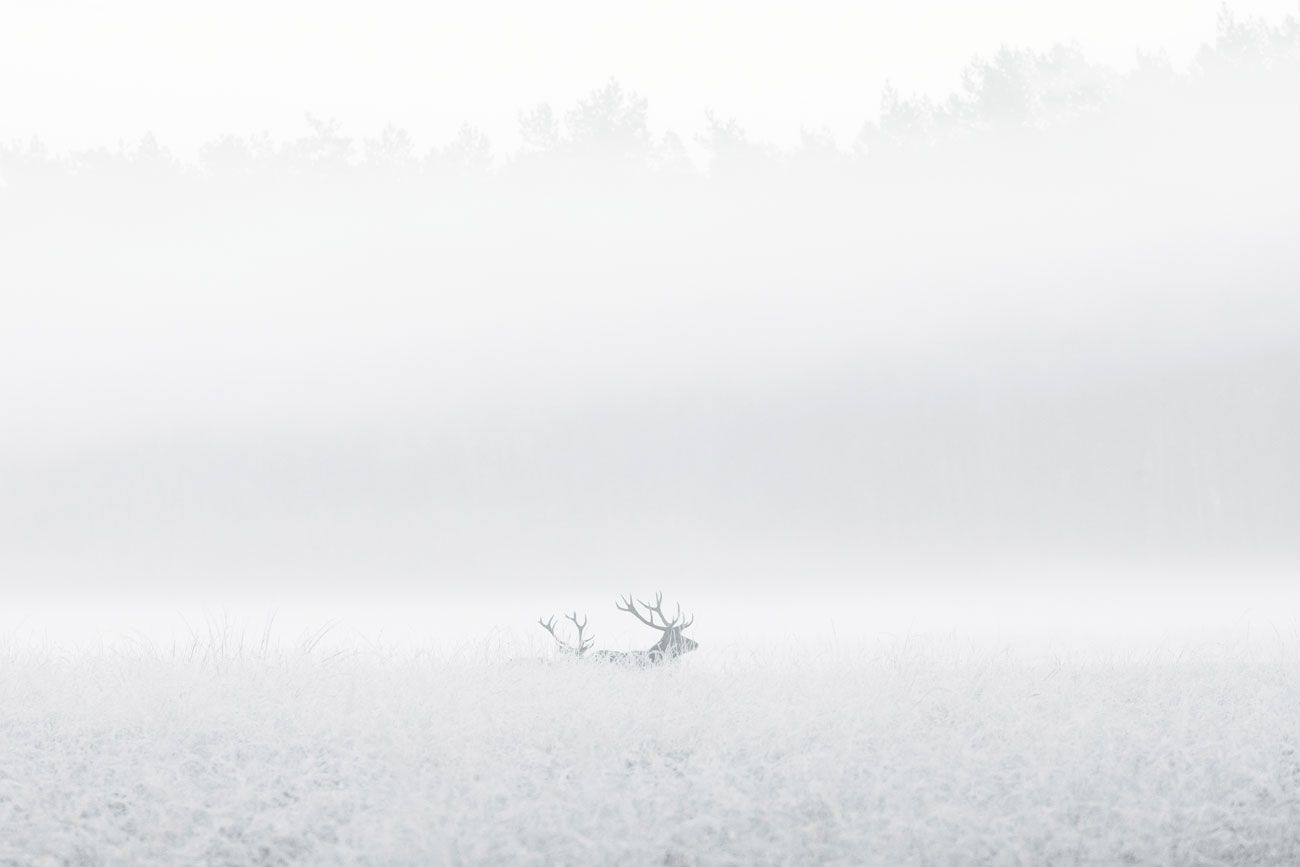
[3,632,1300,866]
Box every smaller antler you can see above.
[538,611,595,656]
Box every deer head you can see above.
[615,592,698,660]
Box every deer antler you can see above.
[615,594,661,631]
[538,611,594,655]
[616,592,693,632]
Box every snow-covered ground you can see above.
[3,632,1299,866]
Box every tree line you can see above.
[1,8,1295,199]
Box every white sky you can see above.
[2,0,1294,157]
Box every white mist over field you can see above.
[3,3,1300,863]
[4,9,1300,644]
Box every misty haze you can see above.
[2,3,1300,864]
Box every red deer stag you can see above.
[538,593,697,665]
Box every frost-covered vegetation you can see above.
[3,637,1299,866]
